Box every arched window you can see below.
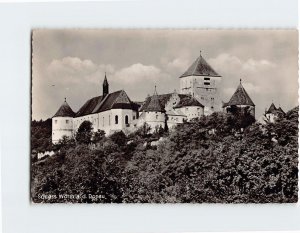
[115,115,118,124]
[125,115,129,125]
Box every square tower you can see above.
[179,53,222,115]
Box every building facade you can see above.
[179,53,222,115]
[51,52,257,143]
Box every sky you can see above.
[32,29,298,120]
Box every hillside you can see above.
[31,108,298,203]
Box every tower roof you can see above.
[266,103,277,114]
[53,98,75,118]
[225,80,255,107]
[103,72,108,86]
[277,107,285,114]
[179,53,221,78]
[142,87,165,112]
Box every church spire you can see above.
[103,72,109,97]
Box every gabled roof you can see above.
[224,81,255,107]
[139,92,204,112]
[277,107,285,114]
[179,54,221,78]
[266,103,277,114]
[53,99,75,118]
[174,95,204,108]
[75,90,137,117]
[266,103,286,115]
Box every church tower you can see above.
[179,52,222,115]
[103,72,109,97]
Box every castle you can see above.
[52,53,255,144]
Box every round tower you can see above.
[142,86,166,132]
[52,98,75,144]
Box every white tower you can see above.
[179,52,222,115]
[140,86,166,132]
[52,98,75,144]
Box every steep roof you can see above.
[143,92,165,112]
[139,92,204,112]
[75,90,137,117]
[179,54,221,78]
[174,95,204,108]
[53,99,75,118]
[224,81,255,107]
[277,107,285,114]
[266,103,277,114]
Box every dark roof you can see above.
[277,107,285,114]
[266,103,286,115]
[266,103,277,114]
[179,54,221,78]
[53,100,75,118]
[174,96,204,108]
[139,92,204,112]
[143,92,165,112]
[75,90,137,117]
[103,73,108,86]
[224,82,255,107]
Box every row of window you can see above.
[55,115,131,126]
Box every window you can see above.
[66,120,69,124]
[109,115,111,126]
[125,115,129,125]
[55,120,57,124]
[133,116,136,120]
[186,107,188,111]
[102,117,104,127]
[204,82,210,85]
[204,77,210,81]
[115,115,118,124]
[156,115,158,120]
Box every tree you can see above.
[93,129,106,143]
[75,121,93,144]
[110,130,127,146]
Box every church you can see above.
[52,53,256,143]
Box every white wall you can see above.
[73,109,138,136]
[52,116,74,143]
[180,75,222,114]
[178,106,204,120]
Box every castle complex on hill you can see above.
[52,53,256,144]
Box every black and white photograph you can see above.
[31,29,298,203]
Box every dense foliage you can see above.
[31,118,52,153]
[31,108,298,203]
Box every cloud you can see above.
[112,63,162,85]
[208,53,276,76]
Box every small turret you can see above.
[52,98,75,144]
[103,72,109,97]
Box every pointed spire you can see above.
[103,72,109,97]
